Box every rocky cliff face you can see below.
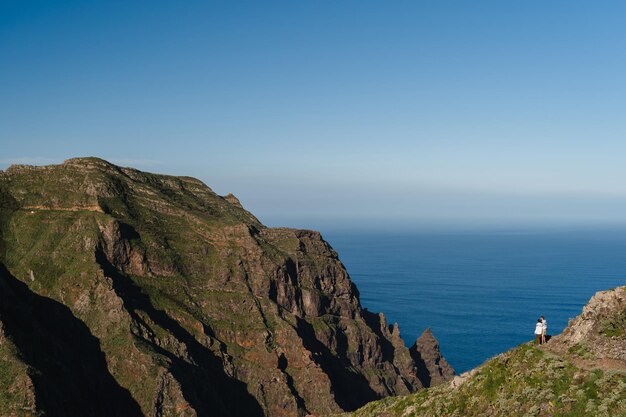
[0,158,453,417]
[409,328,455,387]
[549,286,626,364]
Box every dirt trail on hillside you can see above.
[541,344,626,374]
[22,205,104,213]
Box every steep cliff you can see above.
[409,328,455,388]
[0,158,453,417]
[549,286,626,365]
[342,286,626,417]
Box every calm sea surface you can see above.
[322,229,626,373]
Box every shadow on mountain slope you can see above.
[295,316,380,411]
[0,263,144,417]
[95,249,264,417]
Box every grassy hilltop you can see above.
[338,287,626,417]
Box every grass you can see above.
[344,343,626,417]
[568,342,594,359]
[600,309,626,338]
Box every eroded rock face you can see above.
[550,286,626,362]
[0,158,452,417]
[409,328,455,387]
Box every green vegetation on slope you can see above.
[344,343,626,417]
[0,336,35,417]
[600,309,626,338]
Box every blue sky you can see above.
[2,1,626,230]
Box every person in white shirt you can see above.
[540,315,547,344]
[534,319,544,345]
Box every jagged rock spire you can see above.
[410,328,455,387]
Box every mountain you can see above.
[0,157,454,417]
[341,286,626,417]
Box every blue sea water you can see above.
[322,229,626,374]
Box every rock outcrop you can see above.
[409,328,455,387]
[549,286,626,363]
[0,157,453,417]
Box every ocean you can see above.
[322,228,626,373]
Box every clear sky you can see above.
[2,1,626,230]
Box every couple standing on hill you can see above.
[534,316,548,344]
